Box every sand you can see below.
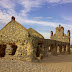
[0,49,72,72]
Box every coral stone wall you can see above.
[0,20,29,44]
[51,36,70,43]
[50,25,70,43]
[28,28,44,38]
[0,17,70,61]
[15,37,42,61]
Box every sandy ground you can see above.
[0,49,72,72]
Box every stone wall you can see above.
[50,25,70,55]
[28,28,44,39]
[0,16,29,44]
[0,17,70,62]
[50,25,70,43]
[40,39,70,57]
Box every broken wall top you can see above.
[28,28,44,39]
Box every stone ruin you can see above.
[0,16,70,61]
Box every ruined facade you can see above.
[50,25,70,54]
[0,16,70,61]
[50,25,70,43]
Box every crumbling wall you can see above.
[14,37,37,61]
[42,39,70,57]
[28,28,44,39]
[0,17,71,61]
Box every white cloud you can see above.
[46,0,61,3]
[21,19,72,31]
[39,32,51,39]
[0,11,11,24]
[0,0,72,18]
[0,0,72,44]
[17,0,43,16]
[62,16,72,22]
[17,0,72,17]
[46,0,72,3]
[34,17,43,19]
[0,0,15,9]
[61,0,72,3]
[33,17,43,20]
[47,17,52,19]
[18,19,58,27]
[70,34,72,44]
[0,11,72,31]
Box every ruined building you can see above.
[50,25,70,53]
[0,16,70,61]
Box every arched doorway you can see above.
[49,46,51,52]
[36,47,40,57]
[36,42,42,57]
[50,44,53,52]
[57,44,60,53]
[8,43,17,55]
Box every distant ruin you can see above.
[0,16,70,61]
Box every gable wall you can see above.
[0,21,29,43]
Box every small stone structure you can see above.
[0,16,70,61]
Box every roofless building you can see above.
[0,16,70,61]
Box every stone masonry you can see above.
[0,16,70,61]
[50,25,70,54]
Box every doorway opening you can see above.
[36,43,42,57]
[36,47,40,57]
[11,45,17,55]
[0,44,6,57]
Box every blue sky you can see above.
[0,0,72,44]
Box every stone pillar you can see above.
[68,30,70,36]
[57,45,62,54]
[62,45,65,53]
[51,45,57,55]
[66,45,68,52]
[62,45,66,53]
[51,31,53,36]
[57,46,60,53]
[40,47,44,59]
[68,30,70,43]
[26,41,34,61]
[5,44,13,55]
[55,45,57,55]
[66,44,70,54]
